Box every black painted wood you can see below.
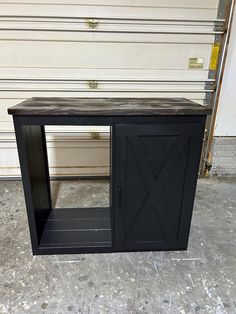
[14,120,51,253]
[8,97,211,116]
[114,122,205,251]
[12,115,207,126]
[10,98,208,255]
[39,208,112,249]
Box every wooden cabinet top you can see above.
[8,97,211,116]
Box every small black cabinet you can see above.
[8,97,210,255]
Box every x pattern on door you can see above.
[124,134,189,243]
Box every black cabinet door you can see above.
[113,122,205,251]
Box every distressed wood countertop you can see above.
[8,97,211,116]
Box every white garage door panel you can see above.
[0,0,220,177]
[0,31,215,44]
[0,134,110,177]
[0,68,210,81]
[46,138,109,177]
[0,0,218,8]
[0,80,212,92]
[0,14,220,36]
[0,23,217,36]
[0,3,219,20]
[0,42,212,69]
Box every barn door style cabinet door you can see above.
[8,97,211,255]
[113,123,204,251]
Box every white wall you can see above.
[214,5,236,136]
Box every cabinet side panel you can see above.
[178,125,206,244]
[13,117,51,252]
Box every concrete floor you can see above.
[0,178,235,314]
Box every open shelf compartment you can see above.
[39,207,112,250]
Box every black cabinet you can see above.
[113,123,204,251]
[8,97,210,255]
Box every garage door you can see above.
[0,0,227,177]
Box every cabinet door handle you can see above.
[117,187,122,209]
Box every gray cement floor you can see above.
[0,178,235,314]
